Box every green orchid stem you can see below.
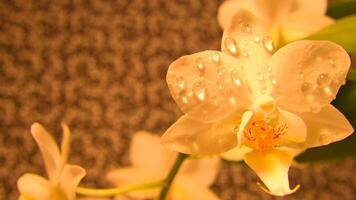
[157,153,188,200]
[76,180,164,197]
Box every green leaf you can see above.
[307,14,356,54]
[296,80,356,162]
[327,0,356,19]
[348,68,356,81]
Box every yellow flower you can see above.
[17,123,86,200]
[107,131,220,200]
[162,10,353,196]
[218,0,334,47]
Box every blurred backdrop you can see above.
[0,0,355,199]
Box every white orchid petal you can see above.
[180,156,220,186]
[61,123,71,164]
[297,104,354,148]
[31,123,62,181]
[218,0,258,29]
[244,148,298,196]
[253,0,294,26]
[58,164,86,200]
[221,10,272,96]
[172,179,220,200]
[294,0,327,15]
[281,12,334,43]
[167,50,252,123]
[130,131,169,169]
[269,40,350,113]
[221,145,252,161]
[107,167,161,199]
[162,114,240,155]
[17,173,51,200]
[278,108,307,143]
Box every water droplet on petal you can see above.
[229,97,237,105]
[210,52,221,64]
[231,70,241,87]
[224,37,238,56]
[180,94,189,105]
[256,72,264,81]
[270,75,277,85]
[217,80,224,91]
[211,96,219,105]
[192,80,206,102]
[218,68,225,77]
[232,125,239,134]
[317,73,330,87]
[323,86,333,96]
[301,82,313,94]
[244,24,251,33]
[262,36,274,52]
[267,65,272,72]
[328,57,335,66]
[254,35,261,43]
[319,133,330,145]
[175,76,185,90]
[241,51,248,57]
[298,72,305,79]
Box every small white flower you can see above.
[17,123,86,200]
[218,0,334,46]
[162,10,353,196]
[107,131,220,200]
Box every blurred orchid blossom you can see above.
[218,0,334,47]
[162,10,353,196]
[17,123,86,200]
[107,131,220,200]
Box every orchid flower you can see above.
[107,131,220,200]
[17,123,86,200]
[218,0,334,47]
[162,10,353,196]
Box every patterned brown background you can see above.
[0,0,355,199]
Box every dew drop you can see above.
[267,65,272,72]
[323,86,333,97]
[195,58,204,72]
[211,96,219,105]
[232,125,239,134]
[231,70,242,86]
[192,80,206,102]
[180,94,189,105]
[319,133,330,145]
[241,51,248,57]
[254,35,261,43]
[328,57,335,66]
[244,24,252,33]
[262,36,274,52]
[218,68,225,77]
[256,72,264,81]
[229,97,237,105]
[298,72,305,79]
[270,75,277,85]
[175,76,185,90]
[317,73,330,87]
[301,82,313,94]
[210,52,221,64]
[217,80,224,91]
[224,37,238,56]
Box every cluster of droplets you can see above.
[169,52,248,110]
[318,128,345,145]
[300,73,332,96]
[223,22,274,58]
[299,57,345,111]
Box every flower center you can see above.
[244,118,287,151]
